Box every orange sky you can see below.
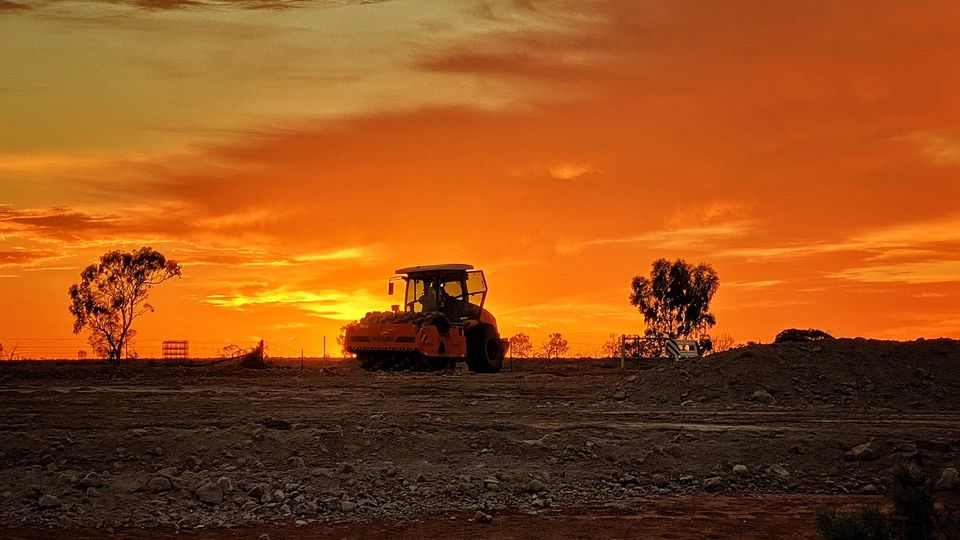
[2,0,960,358]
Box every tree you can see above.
[509,333,534,358]
[220,344,245,359]
[600,334,622,358]
[337,322,358,357]
[629,258,719,339]
[68,247,181,362]
[542,332,569,359]
[711,334,738,353]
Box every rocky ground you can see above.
[0,339,958,538]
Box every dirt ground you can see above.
[1,339,958,538]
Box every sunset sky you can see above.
[2,0,960,358]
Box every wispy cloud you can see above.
[548,162,594,180]
[904,130,960,167]
[0,0,28,12]
[0,207,119,242]
[3,0,392,13]
[0,247,75,272]
[828,260,960,284]
[204,285,382,320]
[724,280,785,289]
[717,213,960,262]
[557,222,752,254]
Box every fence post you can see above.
[619,334,625,369]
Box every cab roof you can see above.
[395,263,474,276]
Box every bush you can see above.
[775,328,835,343]
[816,464,959,540]
[889,464,934,539]
[816,506,888,540]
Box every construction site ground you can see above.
[1,339,959,538]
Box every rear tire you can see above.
[467,325,503,373]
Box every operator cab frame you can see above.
[388,263,487,322]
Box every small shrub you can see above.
[816,464,959,540]
[775,328,835,343]
[889,464,934,540]
[816,506,888,540]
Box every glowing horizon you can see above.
[2,0,960,359]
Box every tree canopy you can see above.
[68,247,181,361]
[629,258,719,339]
[509,333,534,358]
[774,328,834,343]
[542,332,569,359]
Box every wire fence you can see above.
[0,337,612,360]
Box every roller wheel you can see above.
[467,325,503,373]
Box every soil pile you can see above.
[602,338,960,410]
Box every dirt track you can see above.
[1,341,959,537]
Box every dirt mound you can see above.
[602,338,960,410]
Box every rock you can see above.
[295,520,307,527]
[145,476,172,493]
[680,400,693,407]
[750,389,776,404]
[339,500,356,513]
[612,391,627,401]
[937,468,958,490]
[703,477,723,492]
[77,472,105,489]
[652,474,669,488]
[475,511,493,524]
[111,477,142,493]
[336,462,353,475]
[618,473,637,486]
[185,456,202,468]
[258,535,271,540]
[846,443,879,462]
[196,482,224,505]
[665,445,682,458]
[861,484,878,494]
[247,484,268,499]
[86,487,102,498]
[732,464,749,477]
[768,464,790,479]
[288,457,305,468]
[272,489,286,503]
[524,479,546,493]
[217,477,234,494]
[38,494,61,509]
